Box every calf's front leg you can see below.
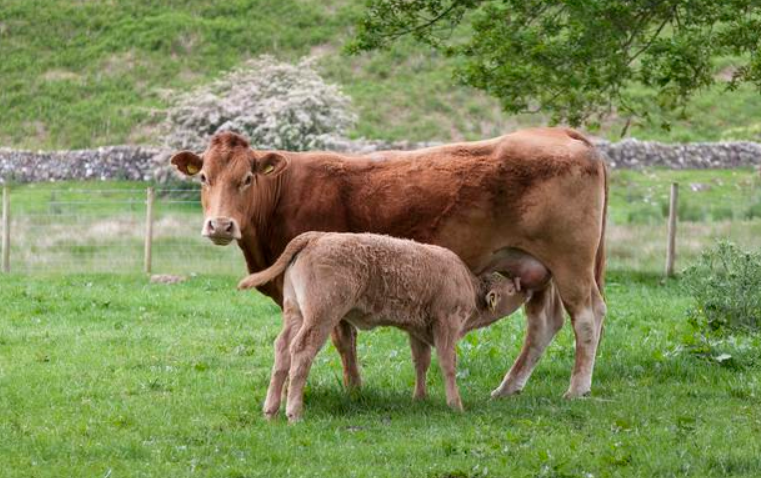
[331,320,362,390]
[433,323,463,411]
[409,335,431,400]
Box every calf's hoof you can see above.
[286,404,303,423]
[263,409,279,421]
[412,390,427,401]
[286,412,303,423]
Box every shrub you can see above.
[163,55,356,152]
[682,242,761,336]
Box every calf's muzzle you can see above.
[202,217,242,245]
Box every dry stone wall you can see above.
[1,138,759,183]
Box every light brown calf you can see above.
[238,232,528,421]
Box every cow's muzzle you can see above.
[202,217,242,246]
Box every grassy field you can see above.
[1,271,760,477]
[2,0,761,149]
[3,168,760,275]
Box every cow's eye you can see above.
[243,174,253,187]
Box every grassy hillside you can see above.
[2,0,761,150]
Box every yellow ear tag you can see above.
[186,164,199,175]
[488,293,497,311]
[263,164,275,175]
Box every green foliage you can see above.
[3,1,761,148]
[351,0,761,129]
[683,242,761,336]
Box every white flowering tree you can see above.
[164,56,356,152]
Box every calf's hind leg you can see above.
[409,335,431,400]
[263,301,302,419]
[286,301,352,422]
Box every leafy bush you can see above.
[164,55,356,152]
[682,242,761,336]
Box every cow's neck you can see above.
[241,168,289,273]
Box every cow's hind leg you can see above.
[409,335,431,400]
[553,269,606,399]
[263,301,302,419]
[492,286,564,398]
[331,320,362,390]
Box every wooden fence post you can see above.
[2,186,9,273]
[665,182,678,277]
[144,187,155,274]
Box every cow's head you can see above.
[170,132,289,246]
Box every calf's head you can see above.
[481,273,527,318]
[170,132,289,246]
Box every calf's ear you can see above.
[486,291,498,311]
[171,151,203,176]
[255,152,289,177]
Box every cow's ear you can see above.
[171,151,203,177]
[255,152,288,177]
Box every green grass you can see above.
[1,271,760,477]
[2,169,761,274]
[3,1,761,149]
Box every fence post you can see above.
[144,187,155,274]
[665,182,678,277]
[2,186,9,273]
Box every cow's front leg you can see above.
[331,320,362,390]
[492,286,564,398]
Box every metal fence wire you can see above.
[1,186,244,275]
[1,178,760,275]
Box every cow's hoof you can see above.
[448,399,464,412]
[490,387,521,399]
[263,409,279,421]
[562,389,591,400]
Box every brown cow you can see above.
[171,127,607,398]
[238,231,529,421]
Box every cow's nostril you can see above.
[207,221,215,232]
[225,222,234,233]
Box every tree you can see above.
[348,0,761,132]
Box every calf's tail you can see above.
[237,231,325,290]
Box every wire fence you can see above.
[1,176,760,276]
[1,186,244,275]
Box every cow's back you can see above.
[260,127,605,303]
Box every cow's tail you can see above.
[237,231,325,290]
[595,160,608,295]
